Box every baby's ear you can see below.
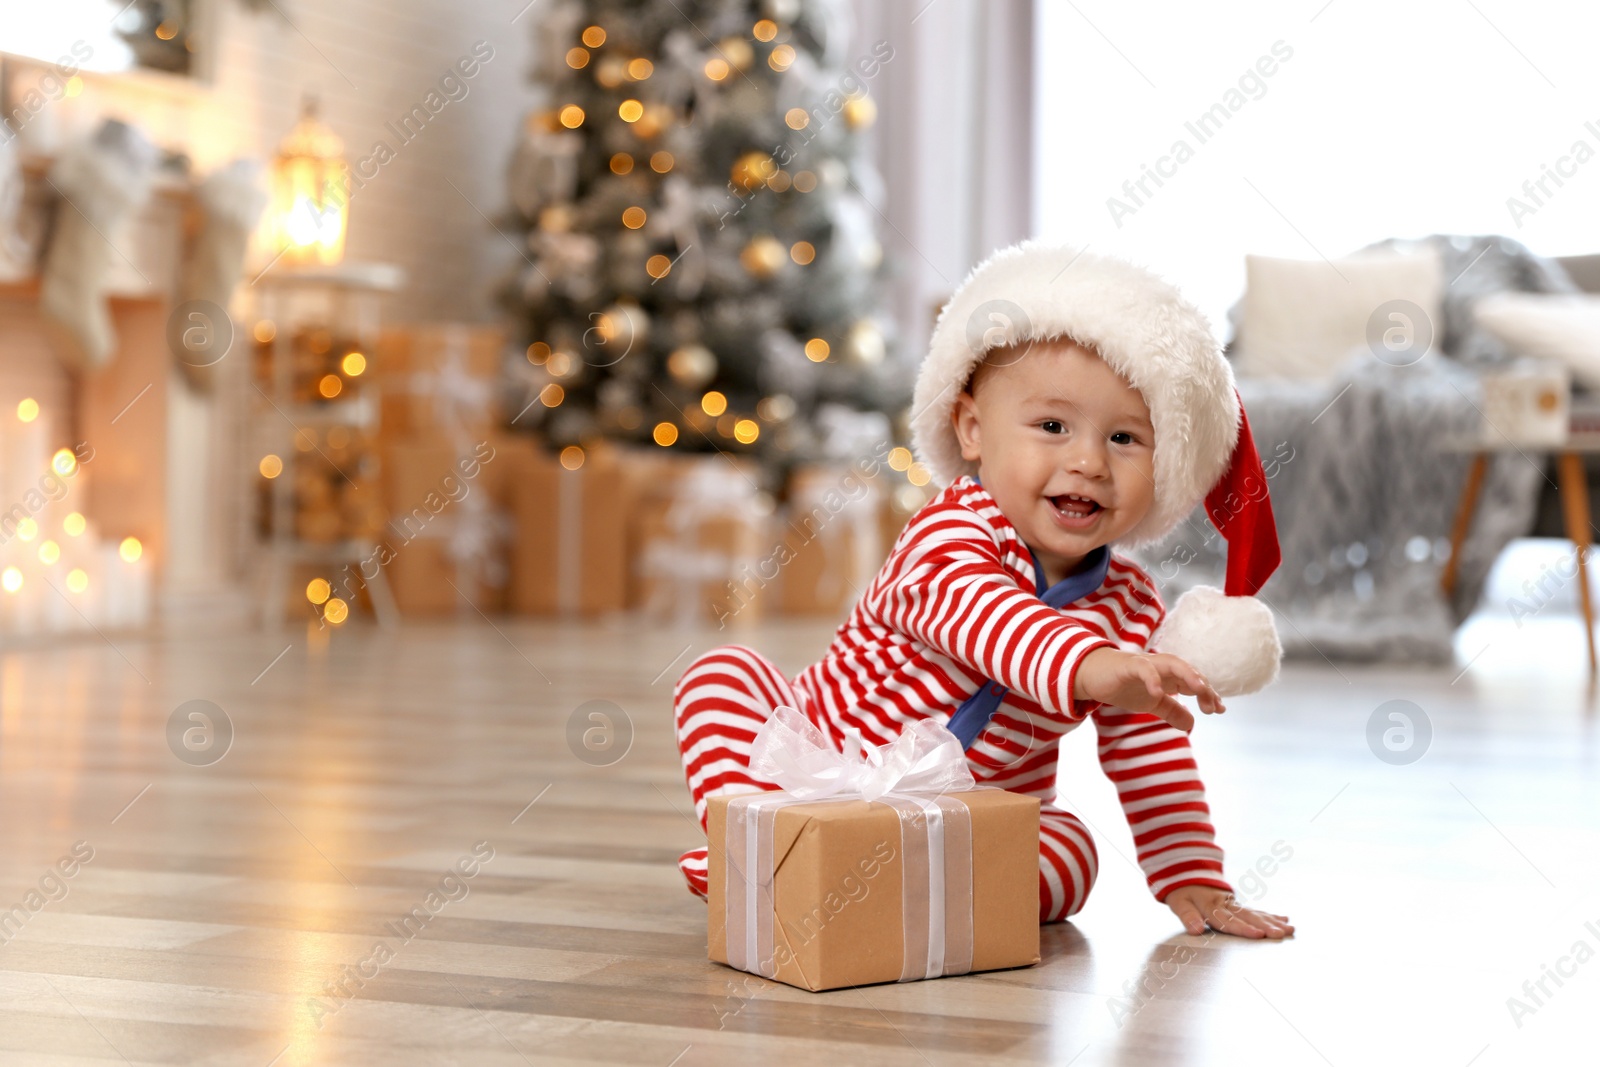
[951,391,983,462]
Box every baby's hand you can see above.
[1165,885,1294,939]
[1072,647,1224,731]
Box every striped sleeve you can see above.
[861,501,1116,724]
[1092,707,1233,901]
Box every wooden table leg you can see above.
[1557,452,1597,677]
[1441,452,1488,601]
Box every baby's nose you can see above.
[1064,440,1110,476]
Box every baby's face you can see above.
[950,339,1156,583]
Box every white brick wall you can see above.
[204,0,539,322]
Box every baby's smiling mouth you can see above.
[1050,493,1103,519]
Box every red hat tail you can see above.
[1204,391,1282,598]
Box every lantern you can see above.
[271,97,350,266]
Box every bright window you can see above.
[1033,0,1600,332]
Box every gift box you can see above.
[1478,359,1570,447]
[706,708,1040,992]
[628,453,771,625]
[618,448,700,608]
[377,324,503,443]
[507,444,628,615]
[384,532,504,614]
[777,464,886,615]
[379,437,508,614]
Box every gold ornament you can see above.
[719,38,754,71]
[756,394,796,422]
[592,302,649,360]
[842,94,877,130]
[539,205,572,232]
[596,55,628,88]
[844,319,885,365]
[632,104,667,139]
[740,235,786,278]
[731,151,775,191]
[667,344,717,387]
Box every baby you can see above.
[673,242,1291,940]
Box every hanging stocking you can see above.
[175,159,268,393]
[39,119,160,372]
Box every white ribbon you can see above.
[725,706,981,983]
[638,464,762,622]
[402,328,493,453]
[750,704,975,802]
[555,467,581,614]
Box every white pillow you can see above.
[1232,247,1444,381]
[1473,292,1600,390]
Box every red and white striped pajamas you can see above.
[673,476,1234,923]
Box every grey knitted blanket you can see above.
[1125,234,1576,664]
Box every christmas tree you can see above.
[503,0,905,470]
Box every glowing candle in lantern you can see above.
[271,96,350,267]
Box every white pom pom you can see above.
[1151,585,1281,696]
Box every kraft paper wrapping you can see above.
[705,708,1040,991]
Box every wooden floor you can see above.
[0,608,1595,1066]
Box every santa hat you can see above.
[909,240,1283,695]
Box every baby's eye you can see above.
[1110,431,1136,445]
[1039,420,1064,434]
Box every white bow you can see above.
[749,705,976,803]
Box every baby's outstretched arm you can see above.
[1086,658,1290,935]
[1072,646,1225,733]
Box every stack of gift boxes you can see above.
[363,325,931,621]
[502,444,933,625]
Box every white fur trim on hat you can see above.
[1152,585,1282,695]
[910,240,1240,549]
